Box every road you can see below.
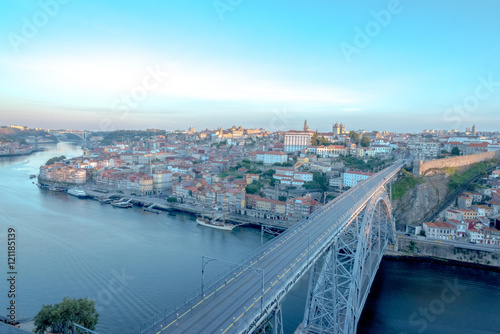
[397,232,500,252]
[141,162,405,334]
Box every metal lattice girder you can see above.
[302,186,394,334]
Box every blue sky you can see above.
[1,0,500,132]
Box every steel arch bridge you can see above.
[302,187,394,334]
[138,162,405,334]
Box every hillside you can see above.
[392,159,498,230]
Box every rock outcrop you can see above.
[392,174,449,230]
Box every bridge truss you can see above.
[302,187,394,334]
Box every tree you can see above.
[311,130,319,145]
[45,155,66,165]
[317,136,331,146]
[33,297,99,334]
[167,197,178,203]
[349,131,360,144]
[451,147,461,156]
[360,137,371,147]
[278,196,287,202]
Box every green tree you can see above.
[311,130,319,145]
[349,131,359,144]
[45,155,66,165]
[245,181,263,195]
[263,169,276,177]
[360,137,371,147]
[167,197,178,203]
[33,297,99,334]
[315,136,331,146]
[278,195,287,202]
[451,147,461,156]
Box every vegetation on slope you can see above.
[392,169,423,200]
[447,161,495,191]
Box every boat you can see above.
[29,174,37,179]
[111,201,133,208]
[111,199,133,208]
[98,197,113,204]
[196,198,234,231]
[196,217,234,231]
[144,204,161,214]
[67,188,89,198]
[49,186,65,192]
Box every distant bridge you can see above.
[50,130,88,140]
[136,161,405,334]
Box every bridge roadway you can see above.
[143,161,405,334]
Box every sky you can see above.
[1,0,500,133]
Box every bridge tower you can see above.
[302,187,395,334]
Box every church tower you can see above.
[304,119,310,131]
[333,122,339,135]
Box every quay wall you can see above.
[413,151,500,176]
[386,238,500,269]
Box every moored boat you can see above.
[111,199,133,208]
[196,217,234,231]
[67,188,89,198]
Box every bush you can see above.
[447,161,492,191]
[167,197,177,203]
[392,170,422,200]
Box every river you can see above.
[0,143,499,333]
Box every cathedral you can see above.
[332,122,346,135]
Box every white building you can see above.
[284,131,313,153]
[343,171,373,187]
[423,221,456,240]
[250,151,288,165]
[273,168,313,186]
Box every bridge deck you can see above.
[142,162,405,334]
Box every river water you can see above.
[0,143,499,333]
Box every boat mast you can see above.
[222,196,226,225]
[211,194,215,222]
[201,196,205,220]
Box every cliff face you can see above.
[392,174,449,229]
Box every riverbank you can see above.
[36,181,292,231]
[0,147,46,158]
[385,237,500,271]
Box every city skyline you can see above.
[1,0,500,132]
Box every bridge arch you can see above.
[303,186,395,334]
